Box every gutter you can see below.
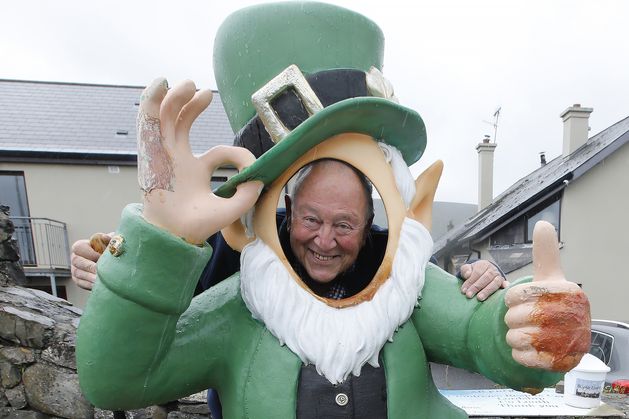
[0,150,138,166]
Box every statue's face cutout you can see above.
[277,159,387,297]
[249,133,406,308]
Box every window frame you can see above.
[490,194,562,247]
[0,170,31,217]
[525,198,561,243]
[589,330,615,365]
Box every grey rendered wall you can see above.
[559,143,629,321]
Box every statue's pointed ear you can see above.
[222,219,254,252]
[407,160,443,231]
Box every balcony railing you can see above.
[9,217,71,270]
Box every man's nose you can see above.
[314,224,336,250]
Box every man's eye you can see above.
[303,217,319,228]
[335,223,353,234]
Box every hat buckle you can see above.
[252,64,324,144]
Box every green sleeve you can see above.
[411,263,562,392]
[76,204,250,410]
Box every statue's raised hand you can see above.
[505,221,591,371]
[137,78,262,244]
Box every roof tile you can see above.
[0,79,234,156]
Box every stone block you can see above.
[22,363,94,419]
[0,212,15,242]
[0,360,21,388]
[0,241,19,262]
[123,408,154,418]
[0,347,35,365]
[0,210,15,242]
[178,390,208,404]
[0,311,17,344]
[27,288,70,306]
[178,403,209,414]
[41,339,76,370]
[5,383,27,409]
[0,408,49,419]
[0,306,54,349]
[0,261,26,286]
[152,405,169,419]
[94,408,154,418]
[167,412,209,419]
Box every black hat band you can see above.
[233,69,370,158]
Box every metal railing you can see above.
[9,217,71,270]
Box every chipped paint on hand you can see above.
[530,291,591,371]
[137,111,174,194]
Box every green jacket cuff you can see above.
[468,276,563,391]
[96,203,213,315]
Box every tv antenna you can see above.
[482,106,501,143]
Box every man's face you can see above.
[288,161,369,284]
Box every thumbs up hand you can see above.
[504,221,591,372]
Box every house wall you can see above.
[469,143,629,321]
[1,161,235,308]
[1,163,141,240]
[559,142,629,321]
[499,142,629,321]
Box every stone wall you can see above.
[0,206,25,288]
[0,206,211,418]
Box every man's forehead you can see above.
[299,160,363,191]
[289,159,372,223]
[295,201,363,220]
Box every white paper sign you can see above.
[439,388,622,417]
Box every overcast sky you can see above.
[2,0,628,204]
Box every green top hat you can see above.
[213,1,426,197]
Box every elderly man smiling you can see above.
[287,160,372,290]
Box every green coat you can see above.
[76,205,561,418]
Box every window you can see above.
[0,171,30,217]
[490,195,561,246]
[0,172,36,264]
[211,176,228,191]
[526,199,560,242]
[589,331,614,365]
[491,220,525,246]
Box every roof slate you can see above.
[0,79,234,156]
[434,115,629,254]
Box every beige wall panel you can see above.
[560,143,629,321]
[1,163,140,244]
[2,162,236,308]
[481,143,628,321]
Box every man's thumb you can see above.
[532,220,564,282]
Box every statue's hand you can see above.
[137,78,262,244]
[504,221,591,372]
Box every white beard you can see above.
[240,217,433,384]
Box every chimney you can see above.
[560,104,593,156]
[476,134,497,210]
[539,151,547,166]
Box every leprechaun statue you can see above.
[76,3,591,418]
